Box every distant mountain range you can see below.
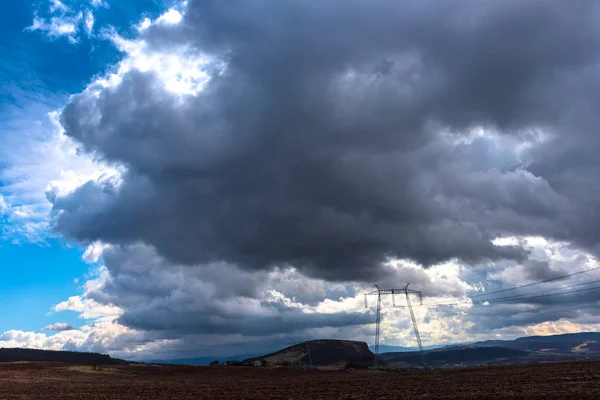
[370,344,446,353]
[381,332,600,367]
[2,332,600,368]
[382,346,529,366]
[141,332,600,367]
[148,353,261,366]
[462,332,600,353]
[148,344,444,366]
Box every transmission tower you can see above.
[364,284,426,369]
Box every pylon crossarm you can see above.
[364,284,427,369]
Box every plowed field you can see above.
[1,361,600,399]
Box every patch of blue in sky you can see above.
[0,0,172,332]
[0,239,88,333]
[0,0,170,109]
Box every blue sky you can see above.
[0,240,84,332]
[0,0,168,104]
[0,0,166,335]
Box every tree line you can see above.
[0,348,126,364]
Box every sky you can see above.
[2,0,600,360]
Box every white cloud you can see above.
[0,195,7,214]
[0,104,121,243]
[53,295,122,320]
[489,237,599,286]
[27,13,83,43]
[50,265,122,321]
[157,9,183,25]
[0,320,142,356]
[90,0,108,8]
[82,242,110,263]
[28,0,104,43]
[137,18,152,32]
[492,236,521,247]
[95,5,220,97]
[85,10,95,35]
[49,0,68,13]
[101,31,216,96]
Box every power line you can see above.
[429,277,600,307]
[341,282,598,349]
[424,265,600,306]
[496,284,600,304]
[346,324,372,340]
[327,312,365,340]
[483,278,600,302]
[301,267,600,360]
[428,282,600,308]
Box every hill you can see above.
[245,340,374,367]
[381,332,600,367]
[0,348,128,365]
[382,346,529,367]
[466,332,600,354]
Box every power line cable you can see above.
[429,277,600,307]
[326,312,365,340]
[424,265,600,306]
[346,324,373,340]
[485,284,600,304]
[428,282,600,308]
[483,277,600,302]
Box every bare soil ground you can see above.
[2,361,600,399]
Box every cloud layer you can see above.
[8,0,600,358]
[48,0,591,281]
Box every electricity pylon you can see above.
[364,284,426,369]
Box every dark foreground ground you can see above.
[2,361,600,399]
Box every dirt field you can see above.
[1,361,600,399]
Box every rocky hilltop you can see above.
[245,339,374,367]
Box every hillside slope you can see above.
[382,346,528,366]
[381,332,600,367]
[245,340,374,367]
[469,332,600,353]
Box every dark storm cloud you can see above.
[120,307,371,336]
[523,260,566,281]
[53,0,600,282]
[85,245,371,335]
